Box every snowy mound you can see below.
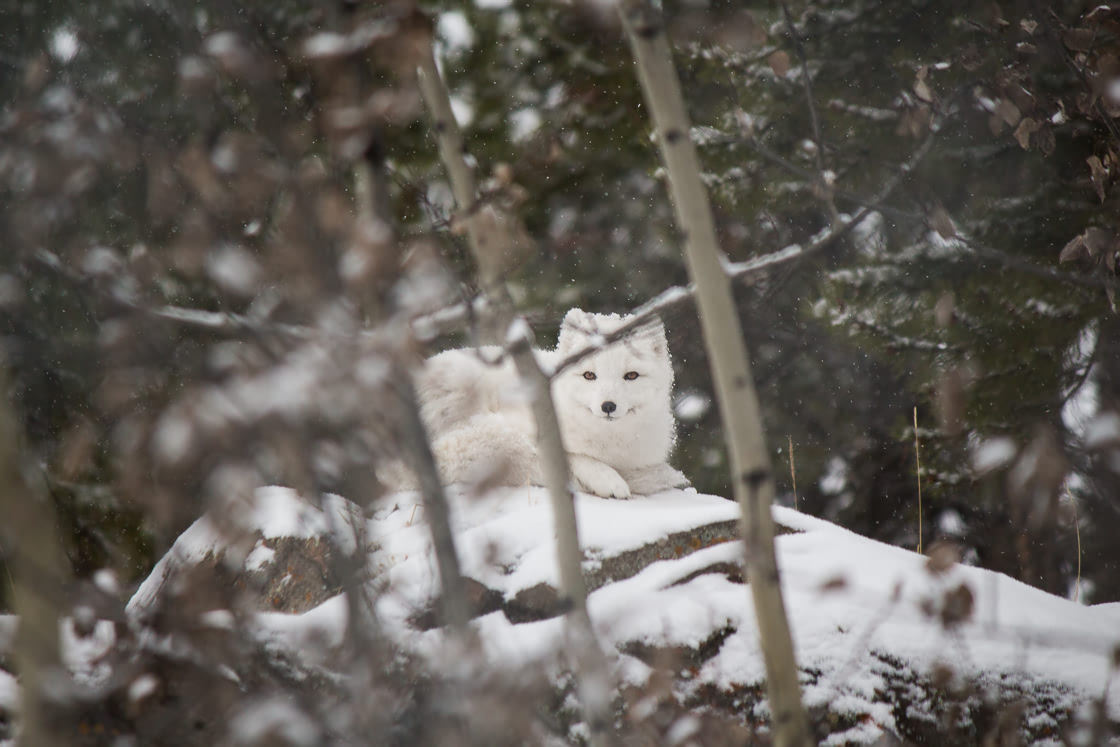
[127,485,1120,744]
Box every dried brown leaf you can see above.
[930,205,956,239]
[712,10,769,51]
[58,418,98,480]
[935,366,971,437]
[925,541,962,575]
[1063,28,1097,52]
[1014,117,1039,149]
[934,293,955,328]
[940,583,974,627]
[1083,226,1113,257]
[23,52,50,92]
[1020,18,1038,35]
[995,98,1022,127]
[1059,235,1086,262]
[1037,123,1056,155]
[768,50,791,78]
[896,105,931,138]
[914,77,934,103]
[983,3,1008,28]
[1098,53,1120,77]
[959,43,983,71]
[1088,155,1109,202]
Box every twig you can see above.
[959,236,1120,293]
[779,0,838,224]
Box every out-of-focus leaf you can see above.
[1088,155,1109,202]
[930,205,956,239]
[1014,117,1039,149]
[768,50,791,78]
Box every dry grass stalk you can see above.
[789,435,798,511]
[914,406,923,555]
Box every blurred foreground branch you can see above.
[0,364,69,746]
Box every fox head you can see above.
[552,308,676,462]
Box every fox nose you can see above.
[601,401,617,414]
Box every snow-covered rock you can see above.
[119,485,1120,744]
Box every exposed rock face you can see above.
[7,486,1113,746]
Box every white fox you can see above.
[399,308,689,498]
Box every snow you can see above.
[246,541,277,571]
[673,391,711,422]
[819,456,848,495]
[228,697,319,745]
[970,436,1017,474]
[302,31,348,59]
[61,618,116,687]
[49,28,79,63]
[124,484,1120,743]
[127,486,358,615]
[1063,324,1099,440]
[372,488,1119,738]
[128,674,159,703]
[1085,411,1120,448]
[437,12,475,56]
[92,568,120,596]
[510,108,542,143]
[206,243,261,298]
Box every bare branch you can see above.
[779,0,838,224]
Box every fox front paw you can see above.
[625,463,690,496]
[570,455,631,499]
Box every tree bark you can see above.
[618,2,811,744]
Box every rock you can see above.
[113,485,1120,745]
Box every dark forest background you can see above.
[2,0,1119,620]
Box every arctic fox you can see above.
[401,308,689,499]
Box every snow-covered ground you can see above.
[119,484,1120,743]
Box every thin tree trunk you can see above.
[357,136,470,634]
[415,31,588,624]
[0,367,68,746]
[415,32,608,740]
[618,2,811,744]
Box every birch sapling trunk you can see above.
[415,33,588,622]
[618,2,811,744]
[415,30,610,740]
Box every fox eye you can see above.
[582,371,596,380]
[624,371,639,380]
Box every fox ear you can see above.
[644,317,668,356]
[557,308,589,354]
